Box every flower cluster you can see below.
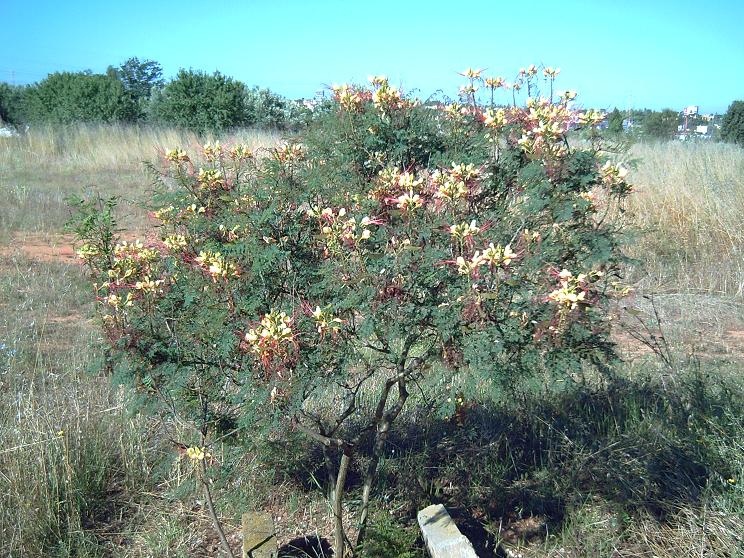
[515,97,576,159]
[163,234,188,251]
[202,141,223,162]
[433,163,480,203]
[185,446,211,462]
[218,223,247,242]
[108,240,160,286]
[273,143,306,166]
[546,269,590,310]
[372,167,425,206]
[484,76,506,89]
[543,66,560,79]
[153,205,177,223]
[106,292,134,309]
[165,148,190,164]
[194,250,239,281]
[600,162,632,195]
[579,108,606,127]
[229,143,254,161]
[76,243,100,262]
[244,310,295,368]
[452,243,517,276]
[331,83,371,112]
[370,76,404,112]
[450,220,480,241]
[307,206,378,251]
[311,305,344,336]
[394,191,423,212]
[483,107,508,130]
[197,168,226,190]
[133,275,164,294]
[519,64,539,78]
[184,203,207,218]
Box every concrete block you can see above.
[242,512,277,558]
[417,504,478,558]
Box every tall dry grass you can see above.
[627,141,744,298]
[0,124,281,239]
[0,123,281,173]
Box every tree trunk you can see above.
[201,459,236,558]
[323,444,337,504]
[333,450,352,557]
[356,379,408,548]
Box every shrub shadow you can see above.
[278,534,333,557]
[264,372,740,549]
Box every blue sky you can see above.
[2,0,742,113]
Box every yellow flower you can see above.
[311,306,344,334]
[197,168,225,190]
[202,141,223,161]
[450,163,480,183]
[165,148,189,163]
[460,68,483,79]
[186,446,209,461]
[134,276,163,293]
[480,243,516,267]
[195,251,239,281]
[245,310,294,356]
[395,191,423,212]
[543,67,560,78]
[503,245,516,266]
[548,270,590,309]
[483,108,507,129]
[76,243,99,261]
[163,234,187,251]
[579,109,606,126]
[456,253,483,275]
[154,205,176,223]
[229,143,253,161]
[450,220,480,241]
[484,76,505,88]
[459,84,479,96]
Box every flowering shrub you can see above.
[73,68,632,556]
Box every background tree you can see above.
[107,57,164,120]
[607,107,624,135]
[643,109,679,140]
[243,86,310,129]
[150,69,247,133]
[23,71,136,125]
[720,100,744,146]
[0,82,26,126]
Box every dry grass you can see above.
[626,141,744,298]
[0,123,280,173]
[0,124,281,241]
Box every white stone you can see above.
[417,504,478,558]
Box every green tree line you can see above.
[0,57,312,133]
